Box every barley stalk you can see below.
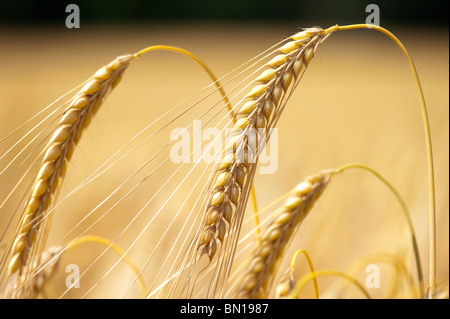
[197,28,332,263]
[6,54,134,278]
[235,172,330,298]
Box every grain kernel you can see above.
[214,171,231,189]
[256,69,276,82]
[238,100,258,115]
[268,54,288,68]
[210,191,225,206]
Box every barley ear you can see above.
[7,54,134,278]
[196,28,333,264]
[235,172,331,298]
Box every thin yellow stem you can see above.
[250,187,261,244]
[345,251,418,298]
[67,235,147,298]
[289,269,371,299]
[290,249,319,299]
[134,45,232,112]
[135,45,261,243]
[325,24,435,297]
[333,162,424,297]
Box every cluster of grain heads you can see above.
[197,28,333,261]
[6,54,135,280]
[235,172,331,299]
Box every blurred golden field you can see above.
[0,23,448,298]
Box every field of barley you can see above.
[0,22,448,299]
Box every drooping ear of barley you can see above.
[235,172,331,299]
[4,54,135,283]
[187,27,333,297]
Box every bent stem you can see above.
[345,251,418,298]
[290,249,319,299]
[289,269,371,299]
[333,162,424,297]
[67,235,147,298]
[325,24,435,297]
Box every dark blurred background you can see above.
[0,0,448,26]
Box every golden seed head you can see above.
[229,184,240,205]
[238,100,258,115]
[37,161,55,180]
[233,117,249,131]
[217,219,227,242]
[210,191,225,206]
[107,59,122,70]
[290,31,310,41]
[282,72,293,90]
[205,209,219,226]
[219,153,235,170]
[243,147,255,167]
[268,229,282,241]
[268,54,288,68]
[250,258,264,273]
[26,197,41,215]
[255,69,277,83]
[284,196,302,210]
[262,100,274,120]
[8,254,22,275]
[71,96,90,109]
[199,229,214,246]
[294,181,312,195]
[235,165,246,187]
[276,282,291,298]
[12,235,26,254]
[81,79,101,95]
[303,46,315,65]
[214,171,231,189]
[255,114,266,130]
[293,59,304,77]
[208,239,217,259]
[278,41,299,54]
[51,125,71,143]
[32,179,48,198]
[222,202,233,224]
[275,211,292,224]
[306,173,324,184]
[246,84,266,99]
[21,213,35,232]
[61,109,81,125]
[43,144,62,162]
[225,135,243,151]
[93,66,113,80]
[271,86,283,104]
[259,244,272,258]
